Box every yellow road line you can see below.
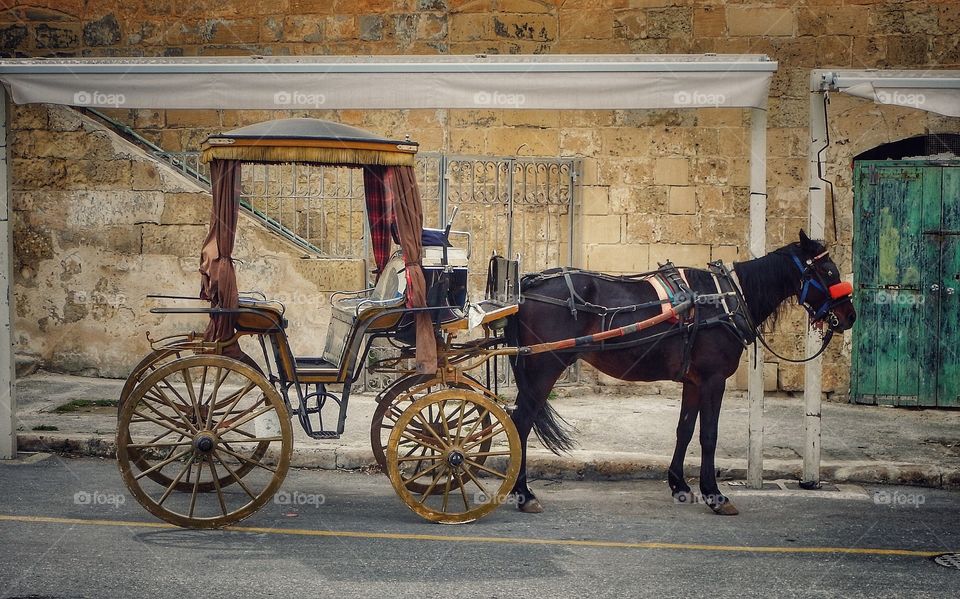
[0,514,950,558]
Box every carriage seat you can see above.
[330,254,407,318]
[235,297,287,332]
[322,254,408,365]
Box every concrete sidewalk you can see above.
[11,371,960,488]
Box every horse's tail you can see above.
[506,312,575,455]
[530,399,575,455]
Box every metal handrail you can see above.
[83,108,324,256]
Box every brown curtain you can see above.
[382,165,437,375]
[199,159,242,357]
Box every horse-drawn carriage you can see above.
[116,117,857,527]
[116,118,527,527]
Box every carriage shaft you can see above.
[518,299,692,356]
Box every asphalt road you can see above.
[1,455,958,598]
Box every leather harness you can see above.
[519,261,755,381]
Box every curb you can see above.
[18,433,960,490]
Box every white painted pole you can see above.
[803,73,828,486]
[0,87,16,460]
[747,107,768,489]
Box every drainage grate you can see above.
[933,553,960,569]
[784,481,840,492]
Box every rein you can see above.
[753,327,834,364]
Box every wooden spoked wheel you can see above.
[120,348,190,410]
[121,348,270,494]
[370,374,496,495]
[117,355,292,529]
[386,389,520,524]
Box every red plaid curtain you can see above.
[364,164,437,375]
[363,166,395,274]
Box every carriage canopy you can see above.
[198,118,437,374]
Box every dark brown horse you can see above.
[507,231,856,515]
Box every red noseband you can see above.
[829,281,853,299]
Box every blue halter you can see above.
[790,254,844,322]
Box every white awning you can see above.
[0,53,778,479]
[0,54,776,110]
[821,70,960,117]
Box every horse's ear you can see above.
[799,229,817,252]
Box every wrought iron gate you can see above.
[365,153,580,393]
[419,153,577,296]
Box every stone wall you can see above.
[2,0,959,392]
[9,103,363,377]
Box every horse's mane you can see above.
[733,240,824,328]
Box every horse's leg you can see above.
[510,389,542,513]
[510,354,573,514]
[668,381,699,502]
[697,374,739,515]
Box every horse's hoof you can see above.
[519,497,544,513]
[711,501,739,516]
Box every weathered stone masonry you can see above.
[9,103,362,377]
[1,0,959,394]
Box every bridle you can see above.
[788,250,854,328]
[749,248,853,364]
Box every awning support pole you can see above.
[747,107,767,489]
[0,86,16,460]
[803,73,828,486]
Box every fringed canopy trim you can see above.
[200,139,417,167]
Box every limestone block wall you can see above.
[2,0,959,393]
[9,103,363,377]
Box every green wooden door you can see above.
[937,167,960,405]
[852,161,960,407]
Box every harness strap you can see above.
[647,264,694,324]
[522,265,676,288]
[711,271,731,316]
[522,266,680,317]
[517,259,837,366]
[705,261,757,347]
[563,270,580,318]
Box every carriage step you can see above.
[307,430,341,440]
